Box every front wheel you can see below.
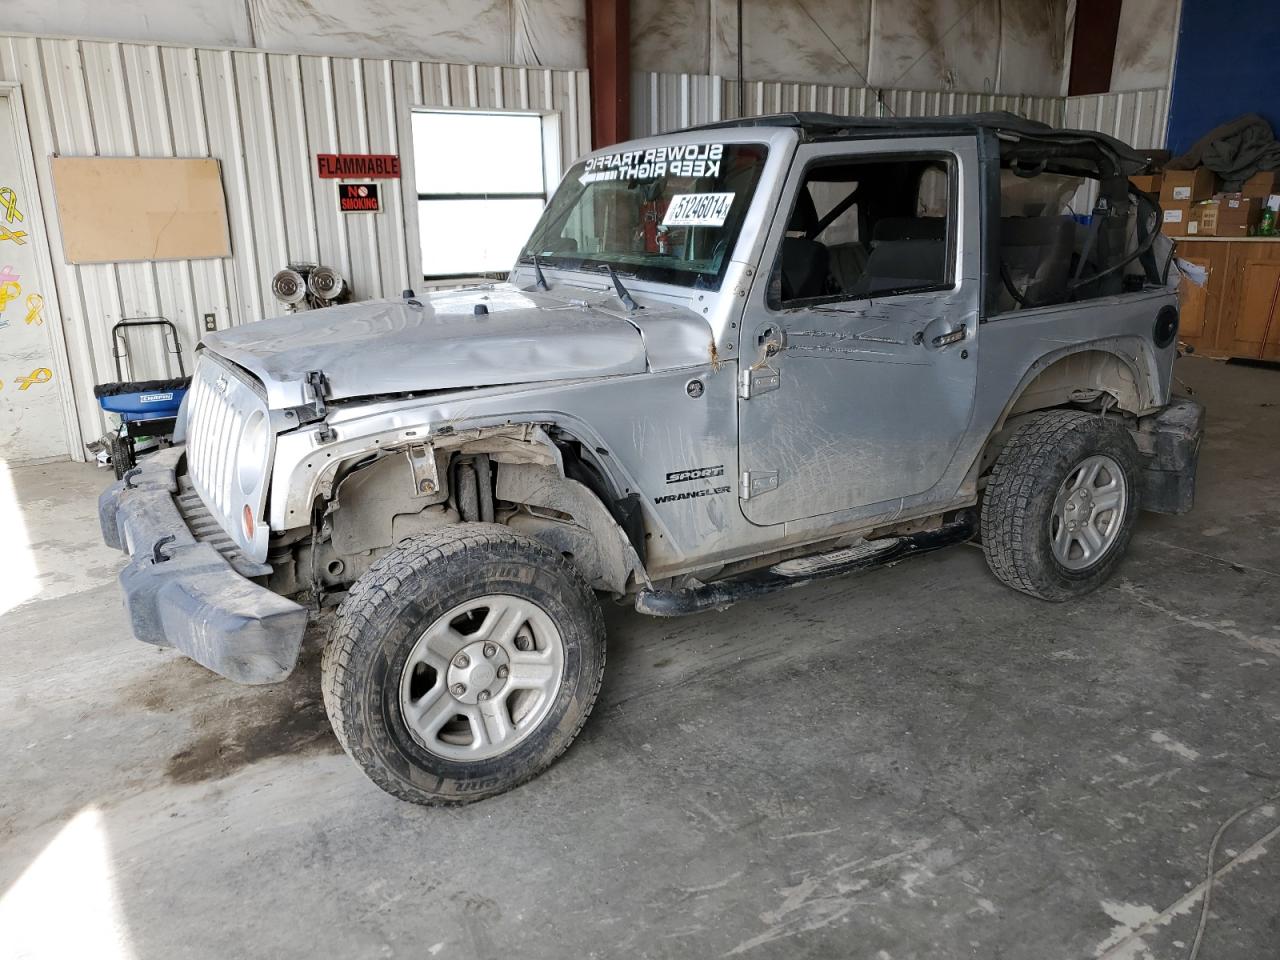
[321,524,606,805]
[981,410,1141,601]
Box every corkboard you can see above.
[50,157,232,264]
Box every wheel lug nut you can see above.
[497,664,509,679]
[454,653,469,668]
[477,690,491,702]
[450,683,466,696]
[482,643,497,658]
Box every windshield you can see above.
[520,142,769,290]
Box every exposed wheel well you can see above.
[1005,349,1146,421]
[274,424,646,600]
[977,348,1151,481]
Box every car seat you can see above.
[779,189,829,300]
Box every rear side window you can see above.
[770,156,955,307]
[996,169,1091,313]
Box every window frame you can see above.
[411,108,562,279]
[519,141,772,292]
[766,150,961,312]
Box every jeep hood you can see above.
[202,286,655,408]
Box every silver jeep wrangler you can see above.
[101,112,1203,804]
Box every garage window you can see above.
[413,112,551,279]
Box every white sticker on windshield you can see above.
[663,193,735,227]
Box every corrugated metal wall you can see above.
[1064,88,1169,150]
[632,72,1171,152]
[632,72,1064,139]
[0,34,589,453]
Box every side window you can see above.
[771,156,954,307]
[996,168,1089,313]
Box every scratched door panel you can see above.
[737,135,982,527]
[0,92,67,463]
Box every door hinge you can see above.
[739,366,780,399]
[740,469,779,499]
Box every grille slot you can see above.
[175,477,271,579]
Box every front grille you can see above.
[187,356,248,517]
[183,353,272,561]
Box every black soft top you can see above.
[692,110,1150,175]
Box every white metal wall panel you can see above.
[632,72,1066,139]
[1064,88,1169,150]
[631,73,1167,153]
[0,34,589,454]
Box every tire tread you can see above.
[981,410,1136,601]
[320,523,606,806]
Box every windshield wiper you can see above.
[530,254,550,291]
[600,264,639,312]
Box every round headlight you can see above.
[237,410,269,495]
[271,268,306,305]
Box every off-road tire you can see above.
[981,410,1141,601]
[321,524,606,805]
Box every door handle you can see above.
[931,324,967,348]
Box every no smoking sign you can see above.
[338,182,380,213]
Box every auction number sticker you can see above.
[663,193,735,228]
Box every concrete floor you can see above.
[2,356,1278,960]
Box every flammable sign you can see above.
[338,182,380,214]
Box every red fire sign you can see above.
[316,154,401,179]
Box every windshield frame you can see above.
[519,140,772,292]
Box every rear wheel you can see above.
[981,410,1141,601]
[321,524,606,805]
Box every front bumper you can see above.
[99,447,307,684]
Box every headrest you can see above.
[1000,215,1075,247]
[788,189,820,234]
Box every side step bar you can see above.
[634,517,976,617]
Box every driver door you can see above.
[737,135,982,527]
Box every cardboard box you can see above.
[1160,167,1216,204]
[1130,173,1163,195]
[1161,201,1194,237]
[1215,193,1262,235]
[1187,200,1219,236]
[1242,170,1280,200]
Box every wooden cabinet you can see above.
[1234,261,1280,359]
[1175,238,1280,360]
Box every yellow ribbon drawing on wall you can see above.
[24,293,43,325]
[0,279,18,311]
[16,368,52,390]
[0,225,27,245]
[0,187,23,223]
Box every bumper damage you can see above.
[99,448,307,684]
[1136,395,1206,515]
